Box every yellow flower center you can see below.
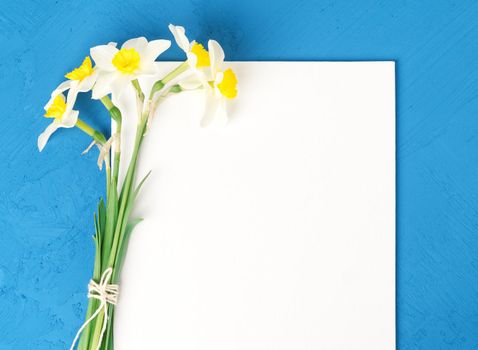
[191,43,210,67]
[112,48,141,74]
[217,68,238,99]
[65,56,94,81]
[44,95,66,120]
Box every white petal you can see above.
[122,37,148,57]
[90,44,117,71]
[61,109,79,128]
[77,70,99,92]
[142,39,171,63]
[91,72,117,99]
[186,52,198,68]
[138,62,158,76]
[168,24,191,53]
[111,82,135,108]
[38,121,60,151]
[178,73,203,90]
[65,87,79,116]
[214,71,224,86]
[45,80,73,110]
[110,75,130,100]
[214,98,228,126]
[200,91,220,127]
[52,80,73,95]
[208,40,225,75]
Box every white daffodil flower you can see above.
[90,37,171,100]
[38,93,79,151]
[37,55,98,152]
[168,24,211,71]
[200,40,238,127]
[63,56,99,96]
[167,26,237,126]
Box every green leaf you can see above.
[92,229,101,281]
[101,308,115,350]
[102,180,119,271]
[134,170,152,201]
[107,118,148,272]
[98,198,106,235]
[113,217,143,280]
[111,170,151,274]
[79,197,107,350]
[93,198,106,280]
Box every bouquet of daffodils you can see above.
[38,25,237,350]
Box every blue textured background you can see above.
[1,0,477,349]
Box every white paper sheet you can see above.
[114,62,396,350]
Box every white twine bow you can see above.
[70,268,119,350]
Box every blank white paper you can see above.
[114,62,396,350]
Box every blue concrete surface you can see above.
[0,0,477,349]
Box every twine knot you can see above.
[88,268,119,305]
[70,268,119,350]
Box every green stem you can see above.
[149,62,189,101]
[100,95,122,191]
[162,61,189,84]
[88,309,106,349]
[87,85,148,350]
[76,118,109,193]
[105,155,111,204]
[78,220,103,350]
[132,79,145,104]
[112,129,121,187]
[108,117,147,272]
[88,146,143,349]
[100,96,114,110]
[102,308,115,350]
[80,70,185,349]
[76,118,107,144]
